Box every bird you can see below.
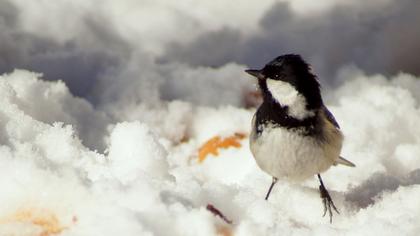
[245,54,355,223]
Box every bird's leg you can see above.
[265,177,278,200]
[317,174,339,223]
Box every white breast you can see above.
[249,116,343,182]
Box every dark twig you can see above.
[206,204,233,224]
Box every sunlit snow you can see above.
[1,0,420,235]
[0,69,419,235]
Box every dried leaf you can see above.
[198,133,247,163]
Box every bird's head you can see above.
[246,54,323,119]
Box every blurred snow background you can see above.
[0,0,420,235]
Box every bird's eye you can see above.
[273,74,282,79]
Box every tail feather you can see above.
[335,156,356,167]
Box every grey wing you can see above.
[322,105,340,129]
[323,106,355,166]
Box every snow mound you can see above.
[107,121,169,183]
[0,69,420,235]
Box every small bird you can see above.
[246,54,355,223]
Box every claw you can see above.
[322,197,327,217]
[317,174,339,223]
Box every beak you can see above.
[245,69,264,80]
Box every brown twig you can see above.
[206,204,233,224]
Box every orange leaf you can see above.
[217,225,233,236]
[0,208,72,236]
[198,132,247,163]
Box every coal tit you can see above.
[246,54,355,223]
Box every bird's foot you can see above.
[265,177,278,200]
[319,183,339,223]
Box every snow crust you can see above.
[1,69,419,235]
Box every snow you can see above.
[107,121,169,183]
[1,0,419,234]
[1,69,420,235]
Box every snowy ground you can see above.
[0,69,419,235]
[1,0,420,235]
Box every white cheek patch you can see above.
[266,79,314,119]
